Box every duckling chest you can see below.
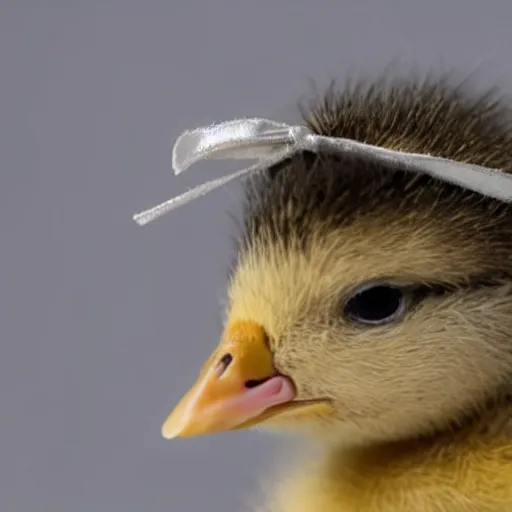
[268,439,512,512]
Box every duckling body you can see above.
[159,73,512,512]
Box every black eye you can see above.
[344,284,406,326]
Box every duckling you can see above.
[144,74,512,511]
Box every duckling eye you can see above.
[343,284,406,326]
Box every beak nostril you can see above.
[216,353,233,376]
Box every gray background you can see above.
[2,1,512,511]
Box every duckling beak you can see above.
[161,320,297,439]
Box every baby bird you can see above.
[161,74,512,511]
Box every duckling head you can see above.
[162,75,512,446]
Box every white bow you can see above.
[133,118,512,226]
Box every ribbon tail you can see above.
[133,149,294,226]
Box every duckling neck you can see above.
[269,403,512,512]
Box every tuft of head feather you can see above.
[237,75,512,282]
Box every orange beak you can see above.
[162,320,325,439]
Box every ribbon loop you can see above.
[172,118,312,174]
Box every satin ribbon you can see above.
[133,118,512,226]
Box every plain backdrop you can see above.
[2,1,512,511]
